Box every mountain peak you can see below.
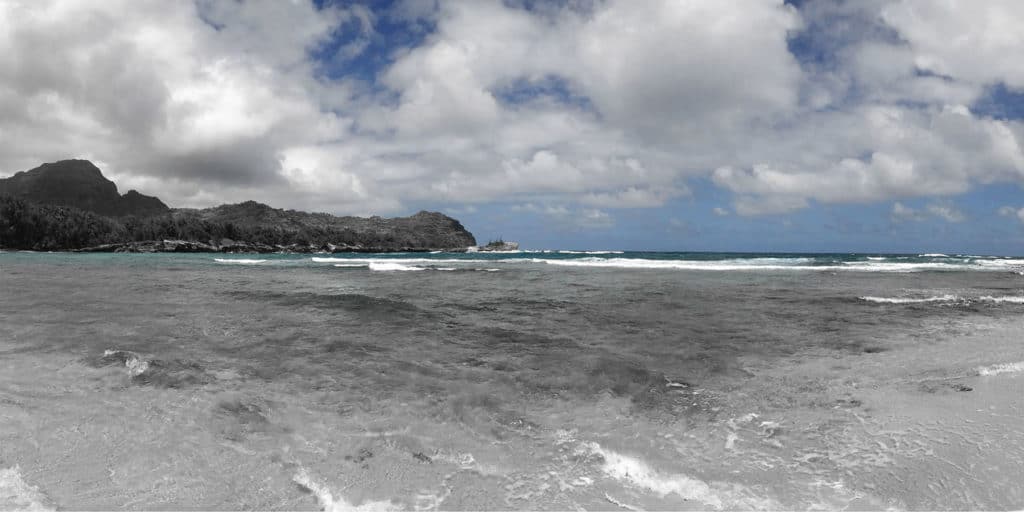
[0,159,168,216]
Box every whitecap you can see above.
[977,361,1024,376]
[920,253,950,257]
[558,250,625,255]
[979,296,1024,304]
[214,258,267,265]
[580,442,723,509]
[859,294,959,304]
[293,468,396,512]
[369,262,423,272]
[0,466,53,511]
[103,349,149,376]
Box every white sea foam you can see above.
[558,250,625,255]
[860,294,1024,305]
[0,466,53,511]
[979,296,1024,303]
[369,262,423,272]
[920,253,950,257]
[860,294,959,304]
[974,258,1024,268]
[293,469,395,512]
[538,257,830,271]
[213,258,267,264]
[103,349,149,376]
[976,361,1024,376]
[580,442,723,509]
[841,261,966,272]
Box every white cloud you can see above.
[712,207,729,216]
[1,0,1024,222]
[881,1,1024,89]
[926,203,965,223]
[891,201,965,223]
[513,202,613,230]
[998,206,1024,223]
[890,202,923,223]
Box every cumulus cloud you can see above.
[890,202,924,223]
[1,0,1023,226]
[998,206,1024,223]
[513,202,613,230]
[891,201,965,223]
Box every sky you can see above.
[1,0,1024,254]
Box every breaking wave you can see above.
[579,442,724,509]
[976,361,1024,376]
[0,466,53,511]
[369,262,424,272]
[103,349,149,376]
[860,295,959,304]
[292,468,395,512]
[860,295,1024,305]
[213,258,267,265]
[558,250,625,255]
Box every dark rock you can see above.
[412,452,433,464]
[478,240,519,252]
[0,159,168,216]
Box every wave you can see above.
[860,295,959,304]
[213,258,267,265]
[305,254,1024,273]
[369,262,423,272]
[920,253,950,257]
[976,361,1024,376]
[579,442,723,509]
[332,263,368,268]
[860,295,1024,305]
[979,296,1024,303]
[0,466,53,511]
[293,468,395,512]
[536,257,835,271]
[103,349,149,376]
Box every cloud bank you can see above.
[1,0,1023,222]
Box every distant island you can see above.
[0,159,477,252]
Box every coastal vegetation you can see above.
[0,160,476,252]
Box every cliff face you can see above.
[0,160,476,252]
[0,160,169,217]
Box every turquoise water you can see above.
[2,251,1023,510]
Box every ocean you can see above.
[1,251,1023,510]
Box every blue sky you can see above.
[2,1,1024,253]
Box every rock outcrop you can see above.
[0,160,476,252]
[0,159,169,217]
[478,240,520,252]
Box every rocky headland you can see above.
[0,160,476,252]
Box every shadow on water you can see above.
[222,290,435,324]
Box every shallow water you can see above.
[1,251,1023,510]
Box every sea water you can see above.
[1,251,1023,510]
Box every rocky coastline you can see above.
[0,160,476,252]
